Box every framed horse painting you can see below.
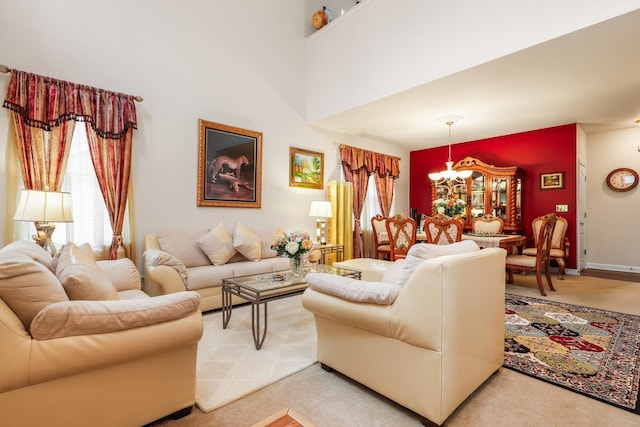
[197,119,262,208]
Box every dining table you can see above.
[461,233,526,254]
[377,231,526,255]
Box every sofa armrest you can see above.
[25,308,203,389]
[143,249,190,296]
[30,291,201,340]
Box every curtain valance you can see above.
[3,69,137,139]
[339,144,400,178]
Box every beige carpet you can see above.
[195,295,317,412]
[151,271,640,426]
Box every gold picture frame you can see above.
[540,172,564,190]
[197,119,262,207]
[289,147,324,189]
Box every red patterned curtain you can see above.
[339,145,400,258]
[3,69,138,259]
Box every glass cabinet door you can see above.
[470,172,485,218]
[491,178,508,220]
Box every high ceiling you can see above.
[311,9,640,150]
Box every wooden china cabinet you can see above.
[430,156,524,234]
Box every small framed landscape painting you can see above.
[540,172,564,190]
[197,119,262,208]
[289,147,324,189]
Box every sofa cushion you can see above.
[0,253,69,331]
[381,259,407,286]
[233,222,261,261]
[252,227,283,259]
[0,240,53,268]
[197,223,237,265]
[51,242,95,273]
[157,230,211,268]
[56,243,118,301]
[306,272,401,305]
[186,265,236,290]
[30,291,201,340]
[97,258,141,292]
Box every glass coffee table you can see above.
[221,264,361,350]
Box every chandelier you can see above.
[428,116,471,198]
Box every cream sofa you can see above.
[0,241,203,427]
[302,242,506,426]
[143,223,290,311]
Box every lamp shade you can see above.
[13,190,73,222]
[308,200,333,218]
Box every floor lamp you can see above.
[13,189,73,256]
[308,200,333,244]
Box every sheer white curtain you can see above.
[15,123,114,257]
[360,175,382,259]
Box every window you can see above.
[15,123,113,252]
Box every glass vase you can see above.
[289,257,304,277]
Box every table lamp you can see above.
[308,200,333,244]
[13,189,73,256]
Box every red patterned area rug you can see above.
[504,294,640,414]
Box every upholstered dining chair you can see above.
[371,214,390,260]
[522,215,570,279]
[505,213,557,296]
[472,214,504,235]
[384,214,417,261]
[423,214,464,245]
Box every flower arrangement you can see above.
[433,197,466,216]
[271,230,313,259]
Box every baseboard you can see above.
[585,263,640,274]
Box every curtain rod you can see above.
[0,64,144,102]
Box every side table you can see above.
[315,244,344,265]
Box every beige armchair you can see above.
[0,241,203,427]
[302,245,506,426]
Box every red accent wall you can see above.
[410,123,577,269]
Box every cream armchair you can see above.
[0,241,203,427]
[302,244,506,426]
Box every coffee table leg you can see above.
[222,286,232,329]
[251,302,268,350]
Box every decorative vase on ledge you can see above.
[290,257,304,277]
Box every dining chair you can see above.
[423,214,464,245]
[505,213,557,296]
[522,215,570,279]
[472,214,504,235]
[370,214,390,260]
[384,214,417,261]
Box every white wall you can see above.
[586,127,640,272]
[0,0,409,266]
[306,0,640,122]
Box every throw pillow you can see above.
[0,253,69,331]
[233,222,261,261]
[306,273,401,305]
[196,223,237,266]
[30,291,201,340]
[55,243,118,301]
[157,230,211,268]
